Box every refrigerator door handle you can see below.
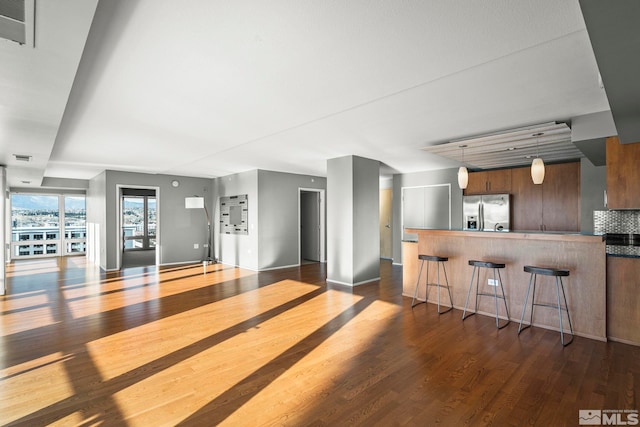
[479,202,484,230]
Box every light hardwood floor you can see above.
[1,257,638,426]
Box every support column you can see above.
[327,155,380,286]
[0,166,6,295]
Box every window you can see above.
[10,194,86,259]
[123,195,155,250]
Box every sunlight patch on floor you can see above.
[85,279,322,382]
[225,299,400,425]
[0,294,58,336]
[63,263,257,318]
[6,265,61,277]
[0,352,76,425]
[96,287,359,425]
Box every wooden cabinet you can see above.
[511,162,580,232]
[607,256,640,345]
[464,169,511,195]
[402,241,419,298]
[511,167,542,231]
[606,136,640,209]
[542,162,581,231]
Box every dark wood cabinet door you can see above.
[485,169,511,193]
[606,136,640,209]
[542,162,580,232]
[464,171,488,195]
[511,166,542,231]
[464,169,511,195]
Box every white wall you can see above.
[87,171,106,269]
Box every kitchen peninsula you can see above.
[403,228,606,341]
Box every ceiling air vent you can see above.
[0,0,34,47]
[13,154,32,162]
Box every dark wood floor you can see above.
[1,257,638,426]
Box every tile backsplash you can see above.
[594,210,640,234]
[594,210,640,257]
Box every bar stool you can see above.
[518,265,574,346]
[462,260,510,329]
[411,255,453,314]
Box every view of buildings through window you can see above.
[11,194,86,259]
[122,196,156,250]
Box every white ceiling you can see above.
[1,0,613,188]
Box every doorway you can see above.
[380,187,392,259]
[299,188,325,264]
[119,187,158,269]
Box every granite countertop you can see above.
[405,227,603,237]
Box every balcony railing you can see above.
[11,226,87,259]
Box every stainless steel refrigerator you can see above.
[463,194,511,231]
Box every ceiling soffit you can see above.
[422,122,583,170]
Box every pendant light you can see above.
[457,144,468,189]
[531,133,545,185]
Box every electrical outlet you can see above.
[194,243,199,249]
[488,279,498,286]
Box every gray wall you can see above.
[327,155,380,285]
[352,156,380,284]
[85,168,327,272]
[257,170,326,270]
[327,156,353,282]
[88,170,214,271]
[392,168,463,263]
[580,158,607,233]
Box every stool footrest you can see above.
[426,282,450,288]
[477,292,506,299]
[531,302,570,311]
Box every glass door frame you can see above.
[116,185,161,270]
[122,195,156,250]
